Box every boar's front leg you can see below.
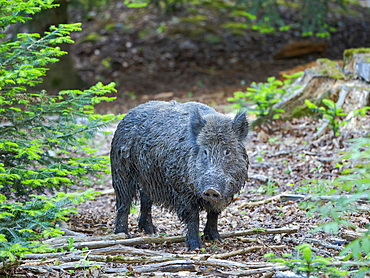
[204,211,222,242]
[180,205,203,250]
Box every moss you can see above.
[105,255,127,263]
[343,48,370,66]
[291,105,312,118]
[315,58,345,80]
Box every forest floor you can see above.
[52,113,368,278]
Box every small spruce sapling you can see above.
[228,72,302,134]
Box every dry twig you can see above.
[237,195,281,209]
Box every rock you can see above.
[59,228,87,237]
[356,59,370,82]
[343,47,370,82]
[273,40,328,60]
[343,48,370,77]
[272,271,305,278]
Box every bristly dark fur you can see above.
[110,100,249,250]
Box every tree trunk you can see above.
[28,0,86,92]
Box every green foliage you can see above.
[311,136,370,233]
[66,237,77,252]
[0,0,119,264]
[302,136,370,276]
[0,0,118,198]
[305,99,348,138]
[257,177,279,195]
[0,190,97,261]
[0,0,58,32]
[123,0,351,38]
[265,244,347,277]
[228,72,302,133]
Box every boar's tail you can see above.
[110,142,138,211]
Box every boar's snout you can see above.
[202,188,221,202]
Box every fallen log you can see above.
[24,244,167,260]
[43,231,128,245]
[48,227,299,251]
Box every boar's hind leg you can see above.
[204,211,222,242]
[138,190,157,235]
[115,199,131,235]
[180,206,203,250]
[113,170,136,235]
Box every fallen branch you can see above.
[25,245,166,260]
[96,188,115,196]
[237,195,281,209]
[19,265,57,275]
[220,265,289,276]
[220,227,299,239]
[134,258,282,273]
[134,260,196,274]
[58,254,184,264]
[248,174,269,182]
[237,237,258,243]
[48,227,299,251]
[300,237,344,251]
[283,237,332,256]
[342,230,365,241]
[43,231,128,245]
[279,193,369,203]
[0,259,20,273]
[196,258,253,268]
[211,245,286,259]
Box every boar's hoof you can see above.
[202,188,221,202]
[186,237,203,251]
[138,222,157,235]
[204,228,222,242]
[114,223,129,235]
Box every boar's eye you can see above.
[224,149,231,156]
[203,149,208,159]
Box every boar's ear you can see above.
[232,111,249,142]
[190,107,206,138]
